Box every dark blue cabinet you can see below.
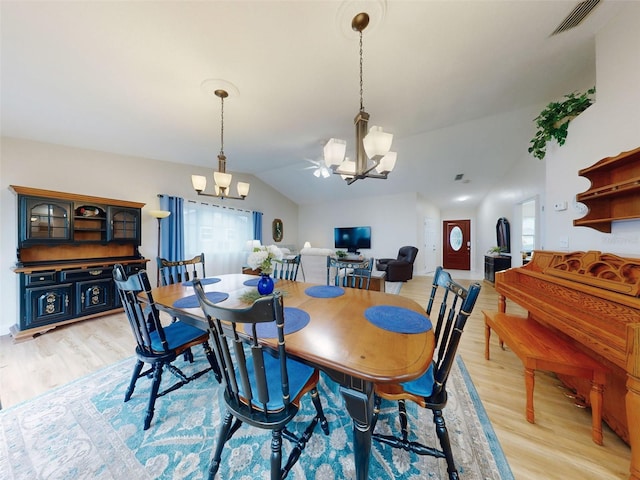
[484,255,511,283]
[23,281,74,329]
[11,186,147,340]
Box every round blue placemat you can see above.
[364,305,432,334]
[243,277,279,287]
[172,291,229,308]
[182,277,221,286]
[245,307,310,338]
[304,285,345,298]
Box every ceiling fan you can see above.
[303,158,331,178]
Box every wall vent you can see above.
[551,0,601,36]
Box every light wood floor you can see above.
[0,275,631,479]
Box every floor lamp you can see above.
[148,210,171,286]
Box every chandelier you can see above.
[324,12,397,185]
[192,88,250,200]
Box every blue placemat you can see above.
[304,285,345,298]
[245,307,310,338]
[243,277,279,287]
[364,305,432,334]
[172,291,229,309]
[182,277,221,287]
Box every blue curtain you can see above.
[252,211,263,243]
[159,194,184,261]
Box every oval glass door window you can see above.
[449,226,463,251]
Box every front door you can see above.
[443,219,471,270]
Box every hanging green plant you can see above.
[528,87,595,160]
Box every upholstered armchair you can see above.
[376,246,419,282]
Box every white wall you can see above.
[476,4,640,263]
[0,137,298,335]
[477,151,546,268]
[544,3,640,256]
[298,192,430,272]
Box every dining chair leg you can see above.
[433,409,458,480]
[371,395,382,432]
[209,411,234,480]
[124,360,144,402]
[270,429,283,480]
[144,363,164,430]
[398,399,409,443]
[311,387,330,435]
[183,348,194,363]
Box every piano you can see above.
[495,250,639,480]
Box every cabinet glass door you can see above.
[25,198,71,241]
[109,207,140,243]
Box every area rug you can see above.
[0,356,513,480]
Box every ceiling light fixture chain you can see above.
[359,26,364,113]
[191,85,249,200]
[219,90,225,156]
[323,11,397,185]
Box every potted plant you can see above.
[247,245,283,295]
[487,246,506,256]
[335,250,348,259]
[528,87,595,160]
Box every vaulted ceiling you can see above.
[1,1,624,208]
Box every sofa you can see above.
[299,247,336,284]
[376,246,419,282]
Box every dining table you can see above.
[150,273,435,480]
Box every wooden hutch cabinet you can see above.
[10,186,148,341]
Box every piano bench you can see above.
[483,310,608,445]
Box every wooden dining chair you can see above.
[371,266,482,480]
[192,280,329,480]
[113,264,221,430]
[272,254,301,281]
[326,256,374,289]
[156,253,208,361]
[157,252,206,286]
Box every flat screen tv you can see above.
[334,226,371,253]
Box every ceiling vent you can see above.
[551,0,601,36]
[454,173,464,181]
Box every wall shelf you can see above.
[573,146,640,233]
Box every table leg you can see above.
[340,384,374,480]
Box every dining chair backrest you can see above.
[327,256,374,290]
[272,254,301,281]
[372,267,481,478]
[157,253,205,286]
[192,281,295,418]
[113,264,220,431]
[113,264,168,355]
[425,266,482,397]
[192,278,329,478]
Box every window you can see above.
[521,199,536,253]
[183,202,253,274]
